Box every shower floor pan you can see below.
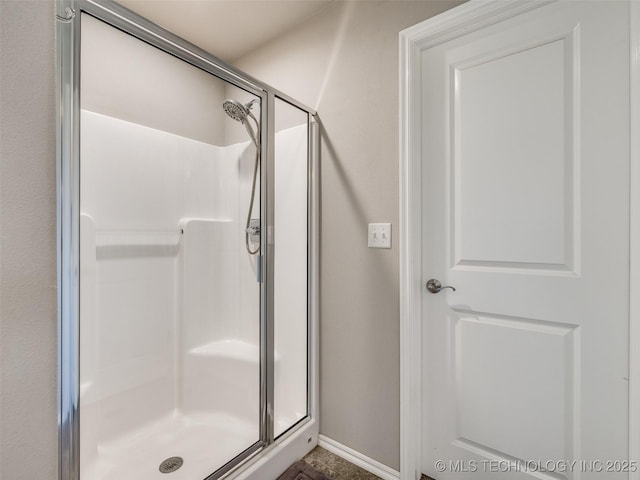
[81,410,258,480]
[79,340,302,479]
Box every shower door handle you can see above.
[426,278,456,294]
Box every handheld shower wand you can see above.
[223,99,261,255]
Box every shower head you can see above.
[223,98,258,124]
[223,98,260,148]
[223,99,248,124]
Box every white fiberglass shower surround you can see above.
[57,1,319,480]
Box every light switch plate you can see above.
[368,223,391,248]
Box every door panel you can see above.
[454,38,571,270]
[453,311,576,462]
[421,2,630,478]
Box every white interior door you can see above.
[421,1,630,478]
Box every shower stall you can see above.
[57,1,319,479]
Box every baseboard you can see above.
[317,435,400,480]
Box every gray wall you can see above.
[0,1,58,479]
[233,0,460,470]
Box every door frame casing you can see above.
[398,1,640,479]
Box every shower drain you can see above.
[159,456,183,474]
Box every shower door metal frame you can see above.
[56,1,318,479]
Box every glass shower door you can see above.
[273,98,310,438]
[78,14,263,480]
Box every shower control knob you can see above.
[426,278,456,294]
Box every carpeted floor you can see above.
[276,446,438,480]
[277,447,383,480]
[303,447,384,480]
[277,459,332,480]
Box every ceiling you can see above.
[118,0,337,62]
